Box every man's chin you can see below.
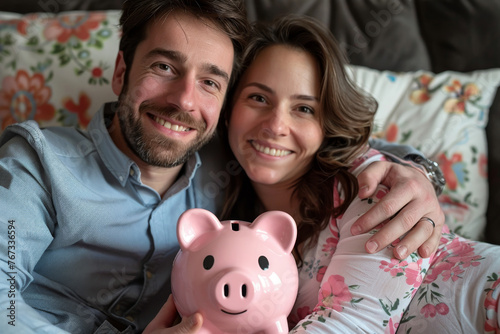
[134,143,196,168]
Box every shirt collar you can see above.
[87,102,134,186]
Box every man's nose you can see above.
[168,74,196,112]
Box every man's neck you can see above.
[108,114,183,197]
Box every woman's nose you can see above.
[262,106,290,137]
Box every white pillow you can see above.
[349,65,500,240]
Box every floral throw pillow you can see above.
[349,65,500,240]
[0,10,121,131]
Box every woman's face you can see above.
[228,44,324,187]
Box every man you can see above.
[0,0,443,333]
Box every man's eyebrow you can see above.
[145,48,187,63]
[203,64,230,83]
[144,48,229,83]
[243,82,319,101]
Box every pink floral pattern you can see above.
[427,237,483,281]
[384,315,400,334]
[398,233,499,333]
[419,302,449,318]
[484,273,500,332]
[403,234,485,326]
[316,275,353,312]
[380,256,424,290]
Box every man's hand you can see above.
[143,295,203,334]
[352,161,445,260]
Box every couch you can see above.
[1,0,499,244]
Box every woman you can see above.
[219,15,500,333]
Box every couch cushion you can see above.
[0,10,120,131]
[485,91,500,244]
[245,0,431,72]
[349,65,500,240]
[416,0,500,73]
[415,0,500,245]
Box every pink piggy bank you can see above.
[171,208,299,334]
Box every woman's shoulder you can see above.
[349,148,386,176]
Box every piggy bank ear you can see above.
[177,209,223,251]
[251,211,297,254]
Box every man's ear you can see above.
[112,51,126,96]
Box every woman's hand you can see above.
[352,161,445,260]
[143,295,203,334]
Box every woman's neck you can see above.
[251,182,300,222]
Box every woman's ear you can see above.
[112,51,127,96]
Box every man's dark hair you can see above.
[119,0,250,88]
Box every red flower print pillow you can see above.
[0,10,120,131]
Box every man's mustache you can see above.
[139,101,206,132]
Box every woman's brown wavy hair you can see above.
[218,15,377,266]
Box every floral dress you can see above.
[288,149,500,333]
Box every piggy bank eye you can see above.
[258,256,269,270]
[203,255,214,270]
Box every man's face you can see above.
[111,11,234,168]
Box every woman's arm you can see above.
[290,151,432,333]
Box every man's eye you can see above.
[204,79,219,89]
[155,63,171,72]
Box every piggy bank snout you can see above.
[213,270,256,314]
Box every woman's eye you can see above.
[298,106,314,114]
[250,94,266,103]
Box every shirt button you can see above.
[130,168,135,176]
[146,271,153,279]
[125,315,134,322]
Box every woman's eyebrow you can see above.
[243,82,274,94]
[292,94,319,102]
[243,82,318,101]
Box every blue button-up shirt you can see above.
[0,103,228,333]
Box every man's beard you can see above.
[116,90,215,168]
